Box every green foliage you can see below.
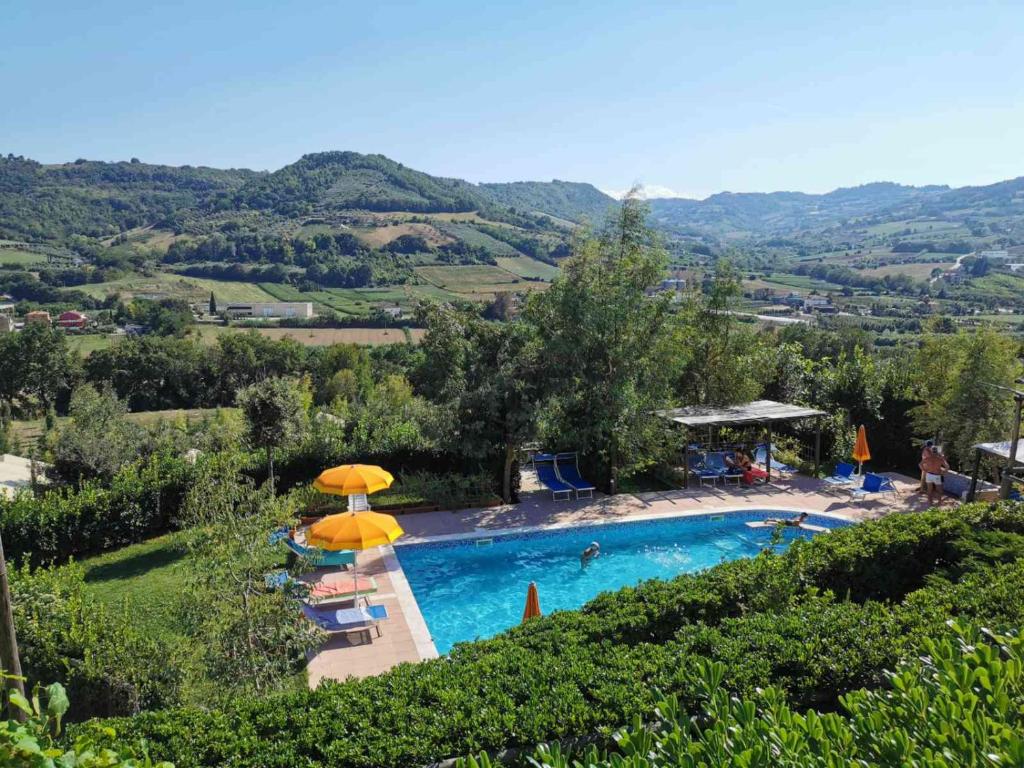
[527,197,679,489]
[472,623,1024,768]
[0,452,194,565]
[176,456,321,701]
[0,677,173,767]
[0,323,77,415]
[235,376,307,492]
[910,326,1023,467]
[102,504,1024,768]
[50,386,147,484]
[10,563,182,719]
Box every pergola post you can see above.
[765,423,773,483]
[683,440,690,490]
[999,394,1024,500]
[968,447,982,503]
[813,417,822,477]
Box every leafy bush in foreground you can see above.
[460,623,1024,768]
[102,503,1024,767]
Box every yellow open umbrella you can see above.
[522,581,542,622]
[853,425,871,474]
[307,511,403,551]
[305,510,403,605]
[313,464,394,496]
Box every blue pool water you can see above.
[395,510,848,653]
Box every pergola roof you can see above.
[657,399,827,428]
[973,440,1024,464]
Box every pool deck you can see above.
[306,469,934,686]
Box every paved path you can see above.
[306,470,930,686]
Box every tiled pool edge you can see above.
[395,503,857,547]
[381,544,439,661]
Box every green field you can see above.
[415,264,523,291]
[0,248,50,266]
[860,261,950,280]
[761,274,845,292]
[862,219,967,237]
[495,255,560,280]
[74,272,278,303]
[11,407,233,443]
[67,333,117,355]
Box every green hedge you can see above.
[103,503,1024,767]
[0,453,194,565]
[460,623,1024,767]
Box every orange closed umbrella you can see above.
[522,582,542,622]
[853,425,871,474]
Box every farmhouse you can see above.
[58,310,88,330]
[224,301,314,319]
[24,310,51,326]
[0,315,13,333]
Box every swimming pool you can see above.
[395,510,849,654]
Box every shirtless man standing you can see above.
[920,446,949,506]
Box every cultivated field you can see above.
[415,264,522,290]
[0,248,50,266]
[860,261,951,279]
[254,327,425,346]
[350,223,454,248]
[495,255,560,280]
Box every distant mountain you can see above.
[478,180,617,224]
[232,151,487,216]
[647,182,951,236]
[0,156,255,241]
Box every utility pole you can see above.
[0,532,24,720]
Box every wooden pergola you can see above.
[967,440,1024,501]
[657,400,827,487]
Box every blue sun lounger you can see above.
[271,527,356,567]
[302,602,389,638]
[705,452,744,485]
[824,462,857,490]
[755,444,796,475]
[687,454,720,487]
[848,472,898,503]
[535,459,573,501]
[555,453,595,499]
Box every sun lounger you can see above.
[302,602,389,638]
[823,461,856,490]
[687,454,719,487]
[305,574,378,604]
[281,535,356,568]
[848,472,898,503]
[754,445,797,475]
[555,453,595,499]
[535,460,573,501]
[705,452,744,485]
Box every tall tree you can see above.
[420,306,543,502]
[208,291,217,315]
[910,327,1023,468]
[236,377,306,493]
[526,195,678,491]
[50,385,146,484]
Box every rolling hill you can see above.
[479,179,617,224]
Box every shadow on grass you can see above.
[84,543,188,584]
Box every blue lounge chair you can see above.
[848,472,898,503]
[275,530,356,568]
[535,460,573,501]
[705,452,744,485]
[302,602,389,638]
[755,444,797,475]
[555,453,595,499]
[823,462,857,490]
[687,454,719,487]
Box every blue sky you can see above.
[2,0,1022,198]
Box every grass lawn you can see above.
[66,333,117,356]
[72,272,278,303]
[81,532,192,642]
[10,407,233,443]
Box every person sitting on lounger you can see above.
[764,511,809,528]
[580,541,600,568]
[731,448,768,485]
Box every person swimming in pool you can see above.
[764,512,809,528]
[580,541,600,568]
